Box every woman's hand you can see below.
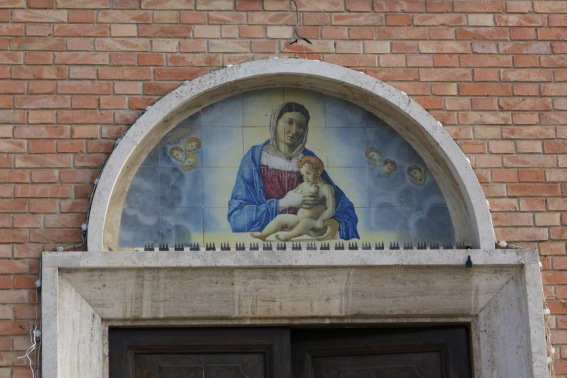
[317,219,339,240]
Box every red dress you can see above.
[260,165,302,215]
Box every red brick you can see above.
[54,24,108,37]
[13,214,41,228]
[456,27,508,40]
[0,276,11,290]
[471,98,497,111]
[15,184,72,198]
[86,140,114,153]
[15,155,71,168]
[0,170,28,183]
[375,0,426,12]
[45,214,84,228]
[13,305,36,320]
[57,140,85,153]
[414,14,465,26]
[508,184,561,197]
[299,1,344,11]
[385,14,411,26]
[496,14,546,27]
[97,10,150,23]
[138,53,164,66]
[12,9,64,22]
[0,141,25,154]
[459,84,512,96]
[30,170,57,183]
[60,199,89,213]
[0,82,26,95]
[29,229,82,243]
[499,42,551,54]
[15,95,69,109]
[115,110,138,125]
[67,10,94,23]
[374,27,428,40]
[57,110,112,124]
[321,53,376,67]
[142,82,178,96]
[59,169,90,183]
[74,154,108,168]
[489,198,519,212]
[518,169,545,182]
[58,81,111,94]
[492,212,532,226]
[502,126,555,139]
[473,68,499,82]
[471,42,498,52]
[60,0,106,7]
[95,38,149,51]
[419,68,471,82]
[496,227,548,242]
[100,125,127,139]
[513,56,540,68]
[542,112,567,126]
[504,155,556,168]
[28,199,56,213]
[138,25,190,38]
[154,67,209,80]
[27,0,54,8]
[459,112,511,125]
[419,41,470,53]
[454,1,505,12]
[14,125,69,139]
[544,141,567,154]
[28,140,55,153]
[10,37,65,51]
[535,1,567,13]
[0,230,27,243]
[493,169,519,182]
[0,199,28,212]
[141,0,194,9]
[337,26,365,39]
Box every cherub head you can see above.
[297,155,324,185]
[365,146,385,165]
[407,165,426,186]
[169,146,185,162]
[181,152,198,171]
[381,159,398,177]
[185,136,201,152]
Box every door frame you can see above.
[42,249,547,377]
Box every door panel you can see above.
[135,353,266,378]
[291,327,471,378]
[109,326,471,378]
[109,328,290,378]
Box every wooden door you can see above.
[109,328,291,378]
[291,327,471,378]
[109,326,471,378]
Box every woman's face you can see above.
[275,111,307,148]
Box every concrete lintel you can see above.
[42,249,546,378]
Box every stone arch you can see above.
[87,59,494,251]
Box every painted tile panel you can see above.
[119,89,455,247]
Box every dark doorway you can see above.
[109,326,471,378]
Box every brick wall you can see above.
[0,0,565,376]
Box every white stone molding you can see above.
[87,58,494,251]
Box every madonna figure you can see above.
[228,102,359,240]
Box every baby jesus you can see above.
[251,155,336,242]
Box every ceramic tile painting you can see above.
[119,89,455,247]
